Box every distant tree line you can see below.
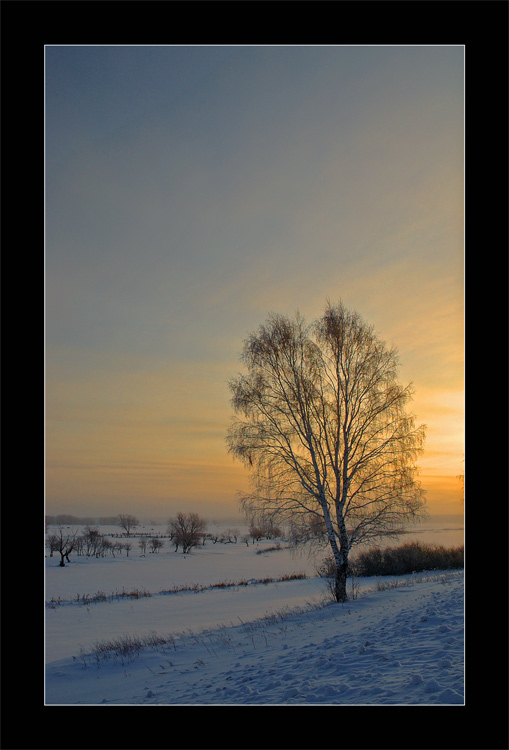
[46,512,211,565]
[247,518,283,542]
[46,526,136,564]
[45,511,291,566]
[45,514,121,526]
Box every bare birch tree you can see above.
[226,301,427,602]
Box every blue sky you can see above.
[45,45,464,520]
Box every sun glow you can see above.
[45,46,463,521]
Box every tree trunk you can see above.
[333,513,350,602]
[334,560,349,603]
[320,500,349,602]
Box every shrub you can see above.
[352,542,464,577]
[255,543,282,554]
[317,542,464,581]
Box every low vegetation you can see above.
[160,572,306,595]
[317,541,464,582]
[370,570,459,592]
[73,597,331,667]
[256,543,286,554]
[46,573,308,608]
[351,542,464,577]
[75,632,177,666]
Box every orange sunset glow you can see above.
[45,45,464,522]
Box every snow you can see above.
[45,519,464,705]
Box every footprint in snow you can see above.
[424,678,441,693]
[408,673,423,686]
[438,658,452,669]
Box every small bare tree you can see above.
[167,512,207,554]
[138,538,148,556]
[149,537,164,553]
[222,527,239,544]
[117,513,140,536]
[226,301,427,602]
[48,526,79,567]
[81,526,104,557]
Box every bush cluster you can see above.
[350,541,464,578]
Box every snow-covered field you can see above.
[45,517,464,705]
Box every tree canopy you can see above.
[226,301,427,601]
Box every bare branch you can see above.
[226,301,427,602]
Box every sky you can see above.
[45,45,464,522]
